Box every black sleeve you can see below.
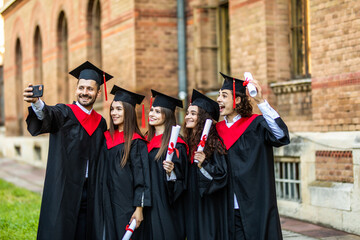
[130,139,151,207]
[165,143,188,203]
[198,151,227,196]
[260,116,290,147]
[26,103,68,136]
[92,144,108,239]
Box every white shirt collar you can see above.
[224,114,241,124]
[76,101,93,115]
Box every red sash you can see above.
[66,104,102,136]
[216,114,259,150]
[147,134,189,154]
[104,130,145,149]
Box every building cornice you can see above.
[0,0,23,16]
[270,79,312,94]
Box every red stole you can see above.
[66,104,102,136]
[216,114,259,150]
[104,130,145,149]
[147,134,189,154]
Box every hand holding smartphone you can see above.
[23,84,44,103]
[30,85,44,98]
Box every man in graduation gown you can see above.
[216,73,290,240]
[23,61,113,240]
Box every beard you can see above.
[78,94,97,107]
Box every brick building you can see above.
[0,0,359,234]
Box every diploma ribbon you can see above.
[125,224,134,233]
[197,135,207,148]
[243,77,250,86]
[167,142,179,158]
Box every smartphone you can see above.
[31,85,44,98]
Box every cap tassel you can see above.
[103,72,108,101]
[233,78,236,109]
[148,96,153,123]
[141,103,146,128]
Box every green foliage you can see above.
[0,179,41,239]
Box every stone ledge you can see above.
[309,181,353,211]
[270,79,312,94]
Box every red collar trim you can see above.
[66,104,102,136]
[216,114,259,150]
[104,130,145,149]
[147,134,189,154]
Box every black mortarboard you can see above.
[219,72,246,94]
[110,85,145,107]
[191,89,219,121]
[151,89,183,111]
[69,61,113,100]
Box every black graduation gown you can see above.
[216,115,290,240]
[185,150,229,240]
[93,131,151,240]
[26,103,107,240]
[143,135,188,240]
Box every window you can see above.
[217,2,230,82]
[274,157,301,202]
[87,0,102,67]
[87,0,102,102]
[15,38,23,135]
[194,1,230,90]
[34,26,43,85]
[57,11,69,103]
[290,0,310,79]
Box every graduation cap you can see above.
[110,85,145,106]
[69,61,113,100]
[151,89,183,111]
[110,85,147,128]
[219,72,246,109]
[190,89,219,121]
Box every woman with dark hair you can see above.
[143,89,188,240]
[183,89,229,240]
[93,85,151,240]
[216,73,290,240]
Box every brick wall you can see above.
[310,0,360,132]
[2,0,181,135]
[134,0,179,102]
[2,0,360,135]
[315,150,354,183]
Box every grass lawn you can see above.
[0,179,41,240]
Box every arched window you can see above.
[57,11,69,103]
[34,26,43,85]
[87,0,102,67]
[15,38,23,135]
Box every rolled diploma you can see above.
[122,219,136,240]
[194,119,212,163]
[165,125,181,162]
[244,72,257,97]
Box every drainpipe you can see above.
[177,0,187,122]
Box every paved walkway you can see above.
[1,157,360,239]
